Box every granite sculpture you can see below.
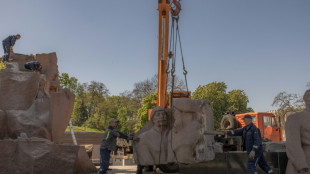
[134,106,171,165]
[285,89,310,174]
[0,53,96,174]
[134,98,217,165]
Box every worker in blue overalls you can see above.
[225,115,274,174]
[2,34,21,63]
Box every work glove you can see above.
[9,46,14,54]
[249,150,255,159]
[297,168,309,173]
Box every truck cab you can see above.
[235,112,282,142]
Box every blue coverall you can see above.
[100,126,129,174]
[2,35,17,62]
[227,123,274,174]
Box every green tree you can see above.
[59,73,78,94]
[192,82,251,129]
[86,81,108,122]
[116,107,136,133]
[227,90,249,113]
[84,112,105,130]
[71,84,89,126]
[84,94,139,131]
[192,82,228,129]
[135,92,157,131]
[71,100,88,126]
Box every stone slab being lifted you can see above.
[134,98,220,166]
[0,53,96,174]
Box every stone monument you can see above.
[134,98,218,165]
[285,89,310,174]
[0,53,96,174]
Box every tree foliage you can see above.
[135,92,157,131]
[60,73,252,133]
[132,74,186,103]
[192,82,251,129]
[272,91,304,112]
[227,90,249,113]
[59,73,141,133]
[272,91,305,130]
[59,73,78,94]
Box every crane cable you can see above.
[176,18,189,93]
[167,17,189,96]
[167,10,190,164]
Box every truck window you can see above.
[271,117,277,127]
[251,116,256,122]
[263,116,272,126]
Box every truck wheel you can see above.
[158,163,179,173]
[221,114,238,130]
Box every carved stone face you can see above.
[152,110,167,128]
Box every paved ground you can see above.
[106,166,137,174]
[102,165,179,174]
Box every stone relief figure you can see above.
[134,98,216,165]
[168,98,215,163]
[286,89,310,174]
[134,106,171,165]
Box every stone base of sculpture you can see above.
[0,53,96,173]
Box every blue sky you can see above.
[1,0,309,111]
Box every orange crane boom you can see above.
[157,0,171,107]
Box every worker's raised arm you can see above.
[110,129,132,140]
[227,128,243,136]
[286,115,308,172]
[118,131,129,139]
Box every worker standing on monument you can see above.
[99,118,133,174]
[2,34,21,62]
[224,115,274,174]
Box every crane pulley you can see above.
[171,0,182,17]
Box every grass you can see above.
[65,126,104,133]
